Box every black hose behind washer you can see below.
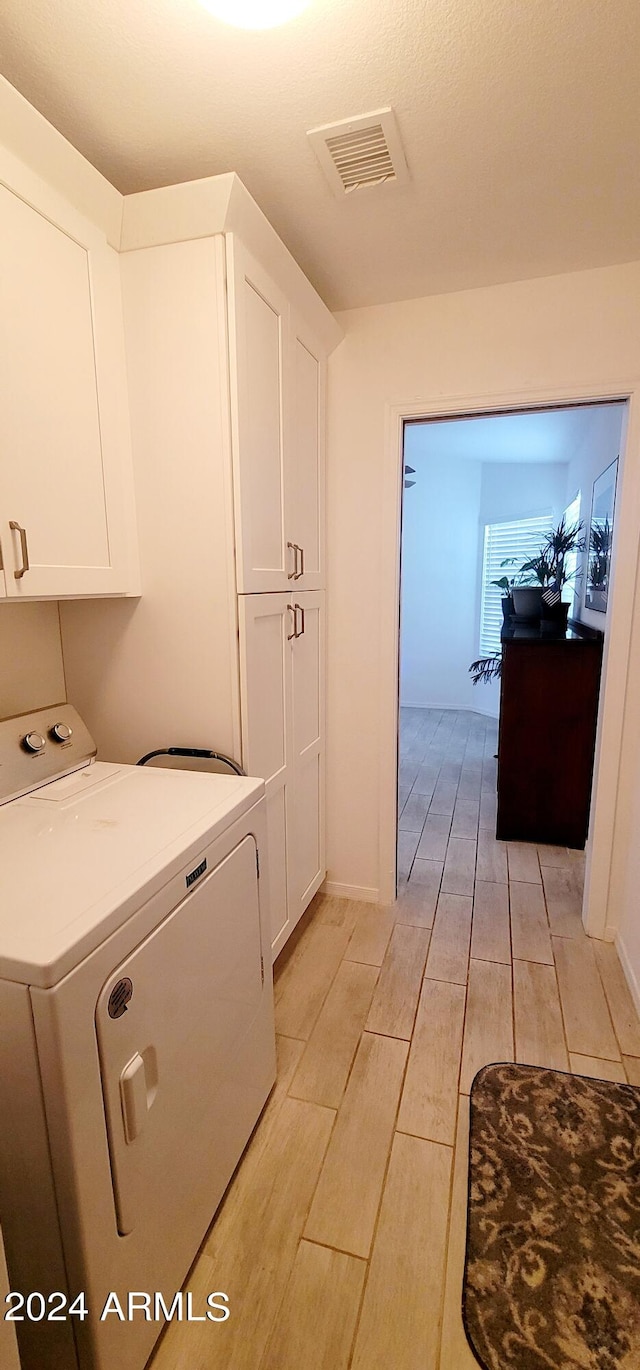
[136,747,246,776]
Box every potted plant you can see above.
[469,516,586,688]
[537,516,585,628]
[511,548,552,620]
[507,517,585,624]
[492,554,547,622]
[469,654,502,685]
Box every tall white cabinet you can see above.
[61,177,340,957]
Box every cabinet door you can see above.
[289,591,325,920]
[497,638,602,847]
[227,237,293,593]
[287,315,325,590]
[0,175,137,598]
[238,593,295,956]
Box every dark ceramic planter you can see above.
[540,600,570,629]
[512,586,543,619]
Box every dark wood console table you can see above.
[496,620,603,849]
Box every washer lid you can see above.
[0,763,264,987]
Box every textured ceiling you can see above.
[1,0,639,310]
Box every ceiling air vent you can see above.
[307,108,409,198]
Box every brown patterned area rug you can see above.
[463,1062,640,1370]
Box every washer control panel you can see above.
[0,706,96,805]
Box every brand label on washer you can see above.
[186,857,207,889]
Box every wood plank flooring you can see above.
[150,707,640,1370]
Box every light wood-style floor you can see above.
[150,707,640,1370]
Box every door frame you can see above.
[379,379,640,939]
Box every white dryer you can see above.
[0,705,276,1370]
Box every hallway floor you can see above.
[150,706,640,1370]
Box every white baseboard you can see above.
[322,880,380,904]
[400,701,499,720]
[615,932,640,1019]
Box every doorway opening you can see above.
[396,400,627,928]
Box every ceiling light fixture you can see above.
[199,0,312,28]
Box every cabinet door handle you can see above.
[9,521,29,579]
[294,603,305,637]
[287,604,297,640]
[288,542,304,580]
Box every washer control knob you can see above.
[23,731,46,754]
[51,722,73,744]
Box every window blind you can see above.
[479,513,554,656]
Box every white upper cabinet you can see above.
[227,237,291,593]
[227,237,326,593]
[0,165,138,599]
[287,317,325,591]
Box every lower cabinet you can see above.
[238,591,324,957]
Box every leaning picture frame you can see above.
[585,456,618,613]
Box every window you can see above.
[562,491,581,608]
[479,513,554,656]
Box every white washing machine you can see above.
[0,705,276,1370]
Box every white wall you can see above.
[326,260,640,936]
[0,603,66,719]
[478,460,568,528]
[400,446,568,717]
[400,454,481,712]
[564,403,627,629]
